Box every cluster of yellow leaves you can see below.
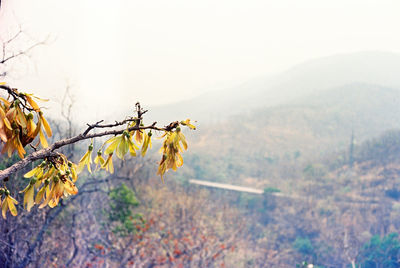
[77,120,195,182]
[180,119,196,130]
[1,153,78,219]
[21,154,77,213]
[157,126,189,182]
[0,188,18,219]
[77,128,154,175]
[0,85,52,158]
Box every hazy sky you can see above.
[1,0,400,122]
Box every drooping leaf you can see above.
[15,106,27,128]
[141,133,151,157]
[70,164,78,182]
[102,153,114,174]
[0,97,10,107]
[22,186,35,212]
[35,187,46,204]
[6,196,18,216]
[178,132,187,150]
[1,198,8,219]
[27,118,36,138]
[40,114,52,137]
[25,95,40,111]
[39,129,48,148]
[24,166,41,178]
[135,130,143,145]
[15,134,26,158]
[0,121,8,142]
[116,136,129,159]
[63,179,78,195]
[105,136,121,155]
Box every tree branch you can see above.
[0,84,35,112]
[0,122,172,181]
[0,36,46,65]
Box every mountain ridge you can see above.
[147,51,400,125]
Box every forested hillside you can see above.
[149,53,400,266]
[185,129,400,267]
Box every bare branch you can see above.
[0,31,47,65]
[83,120,105,136]
[61,84,75,138]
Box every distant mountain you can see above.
[148,51,400,124]
[177,83,400,184]
[191,83,400,154]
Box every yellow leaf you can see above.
[24,166,41,178]
[63,179,78,195]
[27,118,36,138]
[177,153,183,167]
[0,107,11,130]
[2,139,12,157]
[0,97,10,107]
[55,182,64,198]
[48,197,59,208]
[169,157,177,171]
[35,179,41,188]
[105,136,121,155]
[94,153,105,170]
[19,183,31,193]
[5,107,16,122]
[47,183,61,208]
[3,117,12,130]
[7,196,18,216]
[180,119,196,130]
[23,186,35,212]
[29,94,49,102]
[109,158,114,174]
[15,106,27,128]
[25,95,40,111]
[105,136,118,144]
[116,137,128,159]
[40,114,52,137]
[141,133,151,157]
[86,159,92,174]
[0,122,8,142]
[178,132,188,150]
[8,195,18,204]
[15,135,26,158]
[77,149,92,174]
[39,129,48,148]
[102,154,114,174]
[42,166,55,180]
[70,164,78,182]
[39,191,51,208]
[1,198,8,219]
[135,130,143,145]
[35,187,46,204]
[128,139,137,157]
[32,117,41,138]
